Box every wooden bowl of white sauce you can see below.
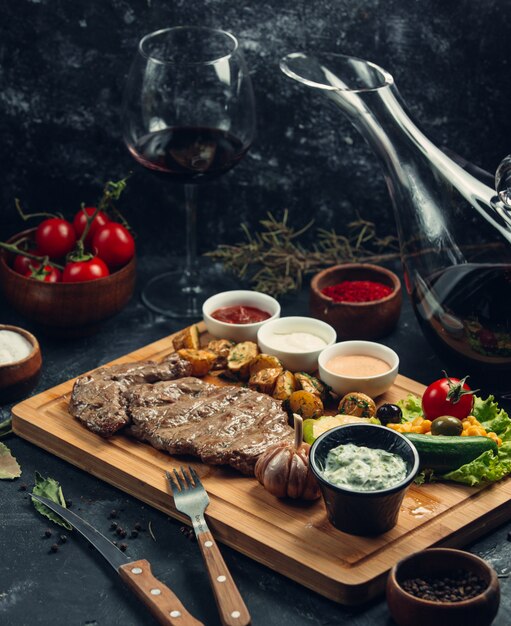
[0,325,42,403]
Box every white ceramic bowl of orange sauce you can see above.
[318,340,399,398]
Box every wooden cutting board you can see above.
[12,323,511,605]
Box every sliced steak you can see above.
[69,354,192,436]
[126,380,293,474]
[69,357,293,474]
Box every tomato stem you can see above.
[14,198,60,221]
[78,206,101,246]
[0,241,64,270]
[98,177,133,233]
[442,370,479,403]
[67,238,93,263]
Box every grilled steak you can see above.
[69,354,192,436]
[69,356,293,474]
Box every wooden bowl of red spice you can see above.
[309,263,402,340]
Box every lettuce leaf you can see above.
[398,394,423,422]
[444,446,511,485]
[397,393,511,486]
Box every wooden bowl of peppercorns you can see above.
[386,548,500,626]
[309,263,402,340]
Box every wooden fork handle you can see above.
[197,531,251,626]
[119,559,204,626]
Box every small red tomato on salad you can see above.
[92,222,135,268]
[24,263,62,283]
[35,218,76,259]
[72,207,109,246]
[62,257,110,282]
[422,372,477,421]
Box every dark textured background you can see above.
[1,0,510,256]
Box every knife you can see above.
[31,495,204,626]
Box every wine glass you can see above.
[122,26,256,318]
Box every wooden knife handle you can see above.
[119,559,204,626]
[197,531,251,626]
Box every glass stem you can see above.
[184,183,198,281]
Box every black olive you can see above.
[431,415,463,436]
[376,403,402,425]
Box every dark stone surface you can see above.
[1,257,511,625]
[2,2,511,623]
[1,0,511,254]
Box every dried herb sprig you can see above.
[206,211,400,297]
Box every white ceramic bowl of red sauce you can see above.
[202,290,281,342]
[318,340,399,398]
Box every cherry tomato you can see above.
[35,218,76,259]
[62,257,110,283]
[13,253,39,275]
[421,373,475,421]
[24,263,62,283]
[73,207,109,246]
[92,222,135,268]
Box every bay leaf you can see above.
[31,471,72,530]
[0,442,21,479]
[0,416,13,439]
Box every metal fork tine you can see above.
[181,466,194,489]
[173,468,186,491]
[189,466,201,487]
[165,470,178,494]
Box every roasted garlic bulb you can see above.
[254,414,320,500]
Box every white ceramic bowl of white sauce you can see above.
[202,290,281,343]
[318,340,399,397]
[257,316,337,372]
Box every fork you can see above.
[165,467,251,626]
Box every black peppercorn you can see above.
[401,570,486,602]
[59,535,67,544]
[131,530,139,538]
[119,543,128,552]
[44,529,52,538]
[109,509,118,519]
[110,521,118,530]
[50,543,59,553]
[134,522,142,531]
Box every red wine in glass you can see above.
[122,26,256,318]
[129,127,249,183]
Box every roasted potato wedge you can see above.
[249,354,283,377]
[273,371,299,401]
[177,349,217,377]
[172,325,200,351]
[338,392,376,418]
[295,372,331,400]
[286,390,324,420]
[227,341,259,380]
[248,367,282,395]
[207,338,236,370]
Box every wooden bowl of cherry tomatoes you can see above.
[0,207,136,336]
